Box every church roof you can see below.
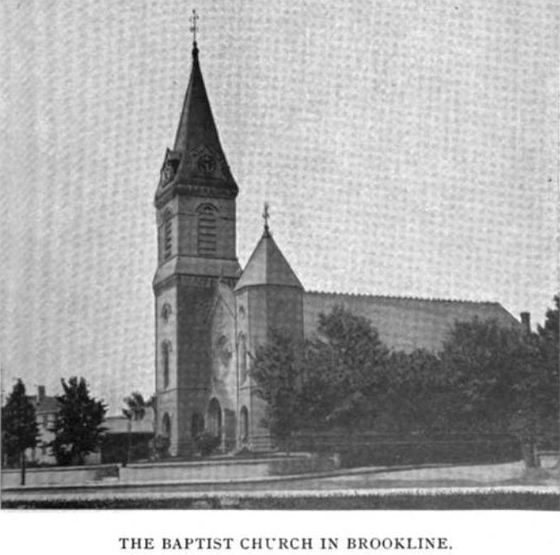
[303,291,521,353]
[235,228,303,292]
[156,42,237,202]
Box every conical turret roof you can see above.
[235,227,303,291]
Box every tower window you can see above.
[239,334,248,383]
[162,341,171,388]
[162,413,171,439]
[197,204,217,256]
[163,209,173,260]
[161,303,172,323]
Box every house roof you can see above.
[104,410,155,435]
[235,227,303,291]
[28,395,60,415]
[303,291,521,353]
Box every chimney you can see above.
[520,312,531,334]
[38,385,46,403]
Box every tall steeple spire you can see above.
[155,11,237,207]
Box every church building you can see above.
[152,39,522,457]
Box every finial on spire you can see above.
[190,9,199,55]
[262,202,271,235]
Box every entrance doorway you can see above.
[191,412,204,439]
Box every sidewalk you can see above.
[3,460,558,495]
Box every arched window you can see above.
[197,204,217,256]
[240,406,249,443]
[162,209,173,261]
[162,341,171,388]
[162,413,171,438]
[207,398,222,438]
[238,334,248,383]
[161,303,172,323]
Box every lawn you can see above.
[3,487,558,510]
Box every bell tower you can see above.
[153,28,241,456]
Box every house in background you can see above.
[26,386,59,465]
[24,386,154,466]
[101,410,155,464]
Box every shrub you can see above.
[152,435,170,459]
[195,433,220,457]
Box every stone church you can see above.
[153,41,522,456]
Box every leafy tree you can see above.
[122,391,150,465]
[251,329,302,451]
[538,295,559,341]
[1,379,39,484]
[536,296,559,391]
[49,377,107,466]
[440,317,558,467]
[299,305,389,430]
[123,392,148,422]
[535,295,560,456]
[194,432,221,457]
[377,349,446,434]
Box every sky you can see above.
[1,0,558,415]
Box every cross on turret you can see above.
[262,202,270,234]
[189,9,199,45]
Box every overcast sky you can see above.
[1,0,557,414]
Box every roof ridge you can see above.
[305,290,498,305]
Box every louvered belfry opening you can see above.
[163,209,173,261]
[164,220,172,259]
[197,204,217,256]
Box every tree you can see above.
[1,379,39,484]
[49,377,107,466]
[377,349,446,434]
[536,295,560,463]
[538,295,559,341]
[440,317,558,467]
[251,329,302,451]
[122,391,150,465]
[299,305,389,430]
[251,307,390,445]
[536,296,559,391]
